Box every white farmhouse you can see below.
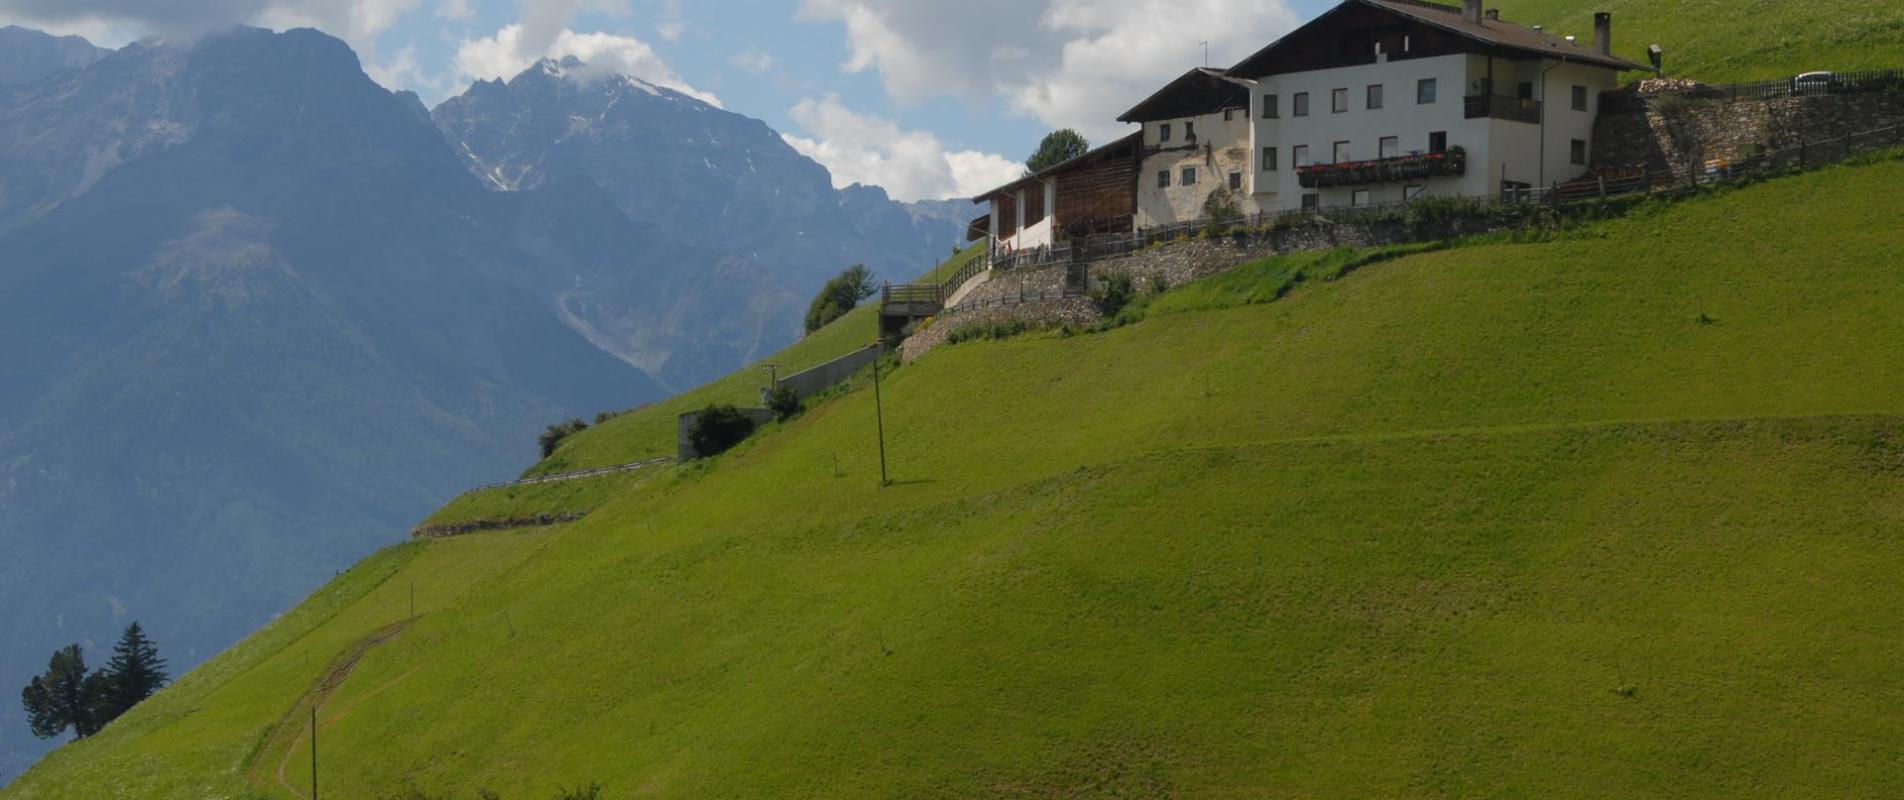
[964,0,1653,262]
[1118,68,1257,228]
[1229,0,1649,211]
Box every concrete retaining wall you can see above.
[778,344,884,399]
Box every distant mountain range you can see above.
[0,25,969,779]
[433,56,967,390]
[0,25,107,85]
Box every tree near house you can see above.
[1024,129,1090,175]
[805,264,878,333]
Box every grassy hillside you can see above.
[1493,0,1904,82]
[9,158,1904,798]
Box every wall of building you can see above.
[1246,53,1620,210]
[1250,52,1475,211]
[1136,109,1254,227]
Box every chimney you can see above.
[1463,0,1482,24]
[1594,12,1613,56]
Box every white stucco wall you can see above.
[1246,52,1622,212]
[1135,108,1255,228]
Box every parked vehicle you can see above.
[1792,71,1842,96]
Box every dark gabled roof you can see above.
[973,132,1144,204]
[1117,67,1255,123]
[1229,0,1648,78]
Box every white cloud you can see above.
[800,0,1299,141]
[730,48,776,74]
[782,95,1022,202]
[434,0,470,20]
[455,23,720,106]
[654,19,682,40]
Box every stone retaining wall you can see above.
[900,297,1100,361]
[1595,89,1904,178]
[901,213,1523,361]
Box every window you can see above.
[1571,139,1588,166]
[1182,167,1198,186]
[1293,145,1311,167]
[1351,189,1371,207]
[1229,171,1243,191]
[1379,136,1400,159]
[1367,84,1384,110]
[1517,81,1535,100]
[1185,121,1197,141]
[1301,193,1320,211]
[1404,185,1425,202]
[1293,92,1310,117]
[1417,78,1437,104]
[1157,170,1170,189]
[1159,123,1172,143]
[1223,108,1234,122]
[1262,94,1279,118]
[1333,141,1351,164]
[1332,88,1349,113]
[1262,146,1279,171]
[1572,85,1589,112]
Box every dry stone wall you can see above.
[1595,88,1904,178]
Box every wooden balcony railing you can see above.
[1296,150,1467,189]
[1465,94,1541,124]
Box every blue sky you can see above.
[0,0,1339,200]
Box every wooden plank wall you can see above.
[1055,147,1139,237]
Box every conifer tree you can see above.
[98,622,168,722]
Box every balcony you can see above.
[1465,93,1542,124]
[1296,149,1467,189]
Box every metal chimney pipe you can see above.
[1594,12,1613,56]
[1463,0,1483,24]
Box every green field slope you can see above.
[9,158,1904,798]
[1493,0,1904,82]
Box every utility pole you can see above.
[872,351,890,486]
[1201,41,1210,68]
[310,707,319,800]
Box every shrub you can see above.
[805,264,878,333]
[766,385,804,421]
[1146,273,1170,296]
[1093,272,1136,317]
[688,405,755,458]
[538,418,588,458]
[1201,186,1243,226]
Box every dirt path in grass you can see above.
[245,618,416,799]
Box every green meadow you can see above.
[8,154,1904,797]
[1494,0,1904,81]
